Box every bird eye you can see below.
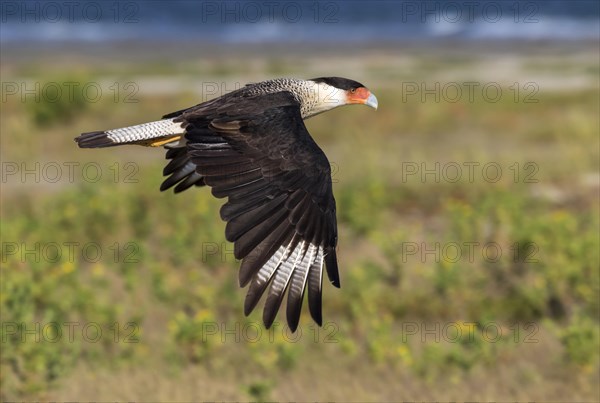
[350,88,356,94]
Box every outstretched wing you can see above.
[179,91,339,331]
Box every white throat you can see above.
[302,81,347,119]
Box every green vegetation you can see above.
[1,47,598,400]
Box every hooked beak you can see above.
[347,87,378,110]
[365,93,378,110]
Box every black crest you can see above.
[311,77,365,90]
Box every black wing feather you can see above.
[179,90,338,330]
[225,194,287,242]
[160,146,205,193]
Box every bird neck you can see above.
[250,78,347,119]
[297,80,347,119]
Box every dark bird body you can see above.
[76,77,378,331]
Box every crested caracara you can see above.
[75,77,378,331]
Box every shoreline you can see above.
[2,38,599,63]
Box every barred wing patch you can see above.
[245,239,324,330]
[181,92,339,331]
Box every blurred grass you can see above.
[1,45,599,400]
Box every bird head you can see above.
[306,77,378,117]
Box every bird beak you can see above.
[348,87,378,110]
[365,93,378,110]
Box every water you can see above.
[1,0,598,43]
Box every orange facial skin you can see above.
[347,87,371,104]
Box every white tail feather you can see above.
[105,119,184,143]
[76,119,185,148]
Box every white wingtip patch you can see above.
[256,237,323,327]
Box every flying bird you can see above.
[75,77,378,331]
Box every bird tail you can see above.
[75,119,185,148]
